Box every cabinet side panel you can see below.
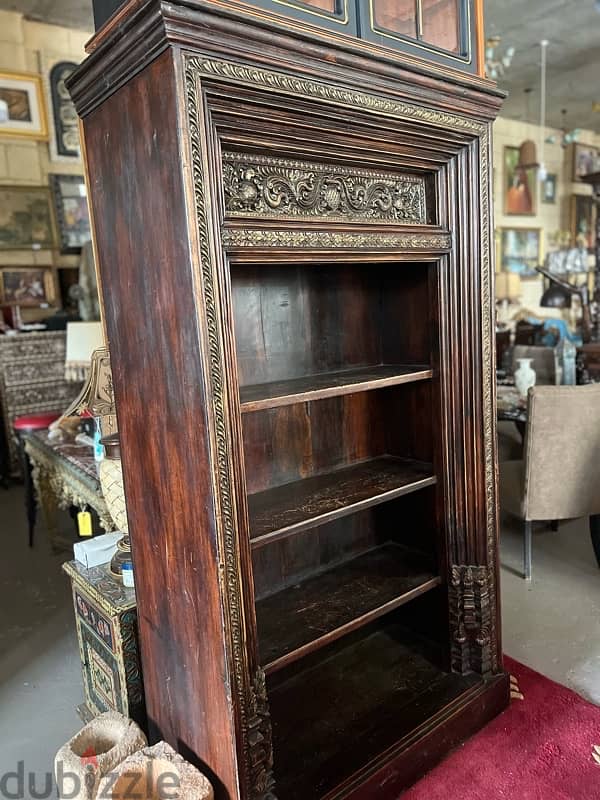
[82,50,239,800]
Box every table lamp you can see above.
[65,321,104,382]
[537,266,591,342]
[496,272,521,302]
[495,272,521,324]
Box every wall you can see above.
[492,115,600,317]
[0,11,91,317]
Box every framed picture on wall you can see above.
[571,194,596,250]
[49,174,91,254]
[572,143,600,181]
[0,185,58,250]
[0,266,57,306]
[42,55,80,161]
[0,71,48,140]
[541,174,557,204]
[503,146,537,216]
[501,227,542,277]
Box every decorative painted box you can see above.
[63,559,146,730]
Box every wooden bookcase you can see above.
[71,1,509,798]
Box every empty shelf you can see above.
[240,364,432,412]
[249,456,436,547]
[256,542,441,673]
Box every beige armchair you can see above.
[500,384,600,580]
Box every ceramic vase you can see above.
[98,434,131,578]
[514,357,536,399]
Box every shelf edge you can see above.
[251,473,438,549]
[262,574,442,675]
[241,367,433,413]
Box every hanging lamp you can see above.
[537,40,549,180]
[517,88,538,169]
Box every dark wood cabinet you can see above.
[70,1,507,797]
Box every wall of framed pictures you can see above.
[492,115,600,313]
[0,10,92,320]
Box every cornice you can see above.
[68,0,505,120]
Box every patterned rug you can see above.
[403,656,600,800]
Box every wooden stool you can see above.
[13,412,60,546]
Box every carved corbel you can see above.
[449,565,493,675]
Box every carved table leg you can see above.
[17,433,38,547]
[33,463,61,551]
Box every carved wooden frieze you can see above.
[222,229,451,250]
[449,565,493,676]
[222,152,427,224]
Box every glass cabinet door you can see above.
[239,0,358,35]
[360,0,478,73]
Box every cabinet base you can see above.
[324,672,510,800]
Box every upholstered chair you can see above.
[512,345,557,385]
[500,384,600,580]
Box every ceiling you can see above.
[0,0,93,32]
[485,0,600,133]
[1,0,599,133]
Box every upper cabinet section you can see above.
[253,0,358,33]
[233,0,481,74]
[90,1,483,77]
[361,0,476,71]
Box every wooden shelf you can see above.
[240,364,432,412]
[256,543,441,673]
[268,623,481,800]
[248,456,436,547]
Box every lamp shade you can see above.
[65,321,104,382]
[540,284,572,309]
[518,139,538,168]
[496,272,521,301]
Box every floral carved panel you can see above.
[222,152,427,224]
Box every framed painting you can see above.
[0,266,57,306]
[573,143,600,181]
[0,71,48,140]
[541,173,557,204]
[501,228,542,277]
[49,174,91,254]
[571,195,596,251]
[0,186,58,250]
[503,145,537,216]
[43,56,80,161]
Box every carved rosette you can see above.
[222,153,426,223]
[449,565,493,675]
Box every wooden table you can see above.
[497,382,527,439]
[23,429,114,549]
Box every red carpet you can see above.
[403,657,600,800]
